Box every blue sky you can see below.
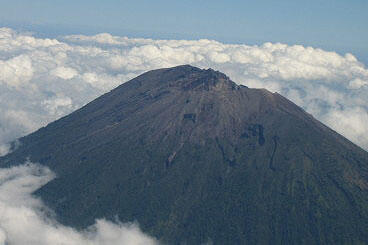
[0,0,367,64]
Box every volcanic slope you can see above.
[1,65,368,244]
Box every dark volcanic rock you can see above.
[1,65,368,244]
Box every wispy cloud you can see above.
[0,27,367,151]
[0,163,158,245]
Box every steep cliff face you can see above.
[1,65,368,244]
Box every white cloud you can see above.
[0,27,367,152]
[0,163,158,245]
[0,55,34,88]
[0,144,10,157]
[50,66,78,80]
[42,95,73,116]
[349,78,368,89]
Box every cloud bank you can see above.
[0,27,367,152]
[0,163,158,245]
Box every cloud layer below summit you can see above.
[0,27,368,152]
[0,163,158,245]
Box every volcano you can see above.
[1,65,368,244]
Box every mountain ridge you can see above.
[1,65,368,244]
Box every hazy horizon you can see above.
[1,0,367,65]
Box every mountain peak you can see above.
[135,65,239,92]
[177,66,238,91]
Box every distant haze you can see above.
[0,0,367,65]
